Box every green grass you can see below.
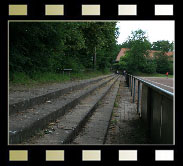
[10,70,112,86]
[114,101,118,107]
[134,72,173,78]
[111,119,117,125]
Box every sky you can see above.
[116,21,174,44]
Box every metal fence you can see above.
[125,74,174,144]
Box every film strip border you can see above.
[3,1,178,166]
[7,149,176,162]
[7,3,175,17]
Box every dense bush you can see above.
[141,59,157,74]
[168,61,173,75]
[9,22,119,80]
[154,52,170,74]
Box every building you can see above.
[116,48,173,62]
[116,48,129,62]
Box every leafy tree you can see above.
[9,22,119,80]
[151,40,174,52]
[152,40,174,74]
[168,61,173,75]
[119,29,151,73]
[154,52,170,74]
[141,59,157,73]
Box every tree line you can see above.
[9,23,174,81]
[9,22,120,80]
[115,29,174,75]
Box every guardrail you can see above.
[125,74,174,144]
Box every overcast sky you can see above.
[117,21,175,44]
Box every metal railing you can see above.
[125,74,174,144]
[126,74,173,114]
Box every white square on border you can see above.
[155,5,173,15]
[155,150,174,161]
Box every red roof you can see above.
[148,50,173,57]
[116,48,129,61]
[116,48,173,61]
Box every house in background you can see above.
[116,48,129,62]
[116,48,174,62]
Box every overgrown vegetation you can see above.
[10,70,112,86]
[9,22,120,82]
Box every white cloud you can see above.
[117,21,174,44]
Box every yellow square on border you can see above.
[46,150,64,161]
[45,5,64,16]
[9,5,27,16]
[82,5,100,16]
[9,150,28,161]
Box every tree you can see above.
[154,52,170,74]
[9,22,119,79]
[119,29,151,73]
[151,40,174,52]
[152,40,174,74]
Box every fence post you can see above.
[133,77,136,103]
[126,74,129,87]
[137,80,141,115]
[131,76,133,96]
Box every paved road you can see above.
[138,77,174,93]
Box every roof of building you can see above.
[116,48,129,61]
[116,48,173,61]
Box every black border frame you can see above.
[1,0,181,166]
